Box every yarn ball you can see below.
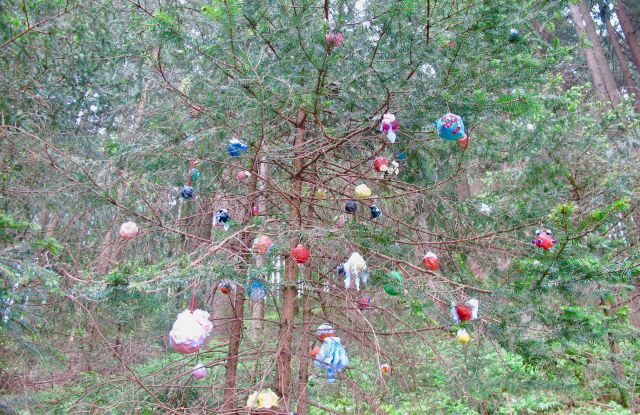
[373,157,389,172]
[380,113,399,132]
[119,221,139,240]
[380,364,392,373]
[383,271,404,296]
[357,297,372,310]
[253,235,273,255]
[190,167,201,182]
[168,309,213,354]
[451,299,479,322]
[532,229,557,250]
[246,389,280,409]
[227,138,249,157]
[370,205,383,219]
[422,252,440,271]
[191,363,207,378]
[509,28,520,42]
[325,32,343,48]
[291,244,310,264]
[218,282,233,295]
[215,209,230,224]
[354,184,372,199]
[435,113,465,141]
[315,188,328,200]
[310,345,321,361]
[345,200,357,214]
[236,170,251,181]
[457,329,471,344]
[180,185,194,200]
[316,323,336,341]
[458,134,469,149]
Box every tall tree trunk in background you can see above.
[296,267,312,415]
[604,9,640,110]
[615,0,640,73]
[250,158,268,338]
[570,3,611,105]
[579,0,622,106]
[275,109,306,409]
[601,298,631,408]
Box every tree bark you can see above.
[578,0,622,106]
[221,286,246,414]
[615,0,640,74]
[604,9,640,110]
[275,109,306,409]
[569,2,611,105]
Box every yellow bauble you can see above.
[457,329,471,344]
[354,184,372,199]
[315,188,328,200]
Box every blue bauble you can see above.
[370,205,383,219]
[227,139,249,157]
[345,200,357,214]
[181,185,194,200]
[435,113,465,141]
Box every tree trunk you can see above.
[275,109,306,409]
[569,3,611,105]
[296,267,312,415]
[604,10,640,110]
[615,0,640,74]
[578,0,622,106]
[221,287,246,414]
[601,298,631,408]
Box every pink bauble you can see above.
[168,309,213,354]
[191,363,207,379]
[253,235,273,255]
[236,170,251,181]
[119,221,139,240]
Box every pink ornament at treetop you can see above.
[119,221,139,240]
[326,32,343,48]
[253,235,273,255]
[191,363,207,379]
[168,309,213,354]
[237,170,251,181]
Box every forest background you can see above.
[1,0,640,414]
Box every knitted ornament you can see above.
[168,309,213,354]
[435,113,465,141]
[457,134,469,149]
[325,32,343,48]
[246,389,279,409]
[422,252,440,271]
[291,244,310,264]
[253,235,273,255]
[373,157,389,172]
[345,200,357,214]
[386,160,400,176]
[227,138,248,157]
[396,152,408,161]
[370,205,383,219]
[380,113,399,143]
[316,323,337,341]
[214,209,230,231]
[191,363,207,378]
[236,170,251,181]
[248,280,267,302]
[190,167,201,182]
[358,297,372,310]
[251,205,260,216]
[383,271,404,296]
[184,135,196,148]
[218,282,233,295]
[451,299,479,323]
[180,185,194,200]
[457,329,471,344]
[380,364,392,373]
[336,264,346,278]
[532,229,557,251]
[354,184,372,199]
[509,28,520,42]
[119,221,139,240]
[315,188,328,200]
[343,252,368,291]
[314,327,348,383]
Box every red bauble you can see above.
[310,346,321,360]
[455,304,473,321]
[219,283,232,295]
[422,252,440,270]
[373,157,389,172]
[291,244,310,264]
[358,297,372,310]
[458,134,469,149]
[532,230,557,250]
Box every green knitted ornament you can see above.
[383,271,404,296]
[190,168,201,182]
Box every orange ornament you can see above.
[310,346,321,360]
[380,364,392,373]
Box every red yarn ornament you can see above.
[291,244,310,264]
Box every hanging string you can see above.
[349,175,353,198]
[187,159,195,187]
[189,290,197,312]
